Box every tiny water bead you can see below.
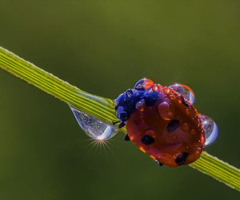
[200,115,218,146]
[167,120,180,133]
[135,99,145,111]
[169,83,195,104]
[158,101,174,120]
[134,78,154,90]
[70,106,118,141]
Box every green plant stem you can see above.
[0,46,239,191]
[0,47,116,123]
[190,152,239,190]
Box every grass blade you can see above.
[190,152,240,190]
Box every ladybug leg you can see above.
[157,161,163,166]
[112,121,126,129]
[118,122,126,129]
[124,134,130,141]
[113,120,120,125]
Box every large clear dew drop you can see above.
[169,83,195,104]
[200,115,218,146]
[70,106,118,141]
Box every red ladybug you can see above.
[115,78,217,167]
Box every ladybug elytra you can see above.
[115,78,218,167]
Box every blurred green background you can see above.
[0,1,239,200]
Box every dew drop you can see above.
[158,101,174,120]
[126,89,134,98]
[169,83,195,104]
[182,123,190,132]
[134,78,154,90]
[134,78,146,90]
[152,85,160,92]
[190,129,196,135]
[200,115,218,146]
[135,99,145,111]
[70,106,118,141]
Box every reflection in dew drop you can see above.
[70,106,119,141]
[169,83,195,104]
[200,115,218,146]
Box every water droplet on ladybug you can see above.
[152,85,160,91]
[169,83,195,104]
[134,78,145,90]
[134,78,154,90]
[190,129,196,135]
[70,106,118,141]
[163,87,170,94]
[182,123,190,132]
[158,101,174,120]
[126,89,134,98]
[135,99,145,111]
[200,115,218,146]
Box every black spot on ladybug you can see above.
[167,120,180,132]
[141,135,155,145]
[175,152,189,165]
[124,134,130,141]
[181,96,190,107]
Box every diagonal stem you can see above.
[0,47,116,123]
[190,152,240,190]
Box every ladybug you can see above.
[115,78,218,167]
